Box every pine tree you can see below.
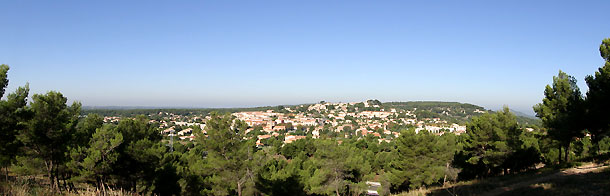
[585,38,610,145]
[0,64,31,181]
[196,112,255,196]
[534,70,585,163]
[113,115,165,194]
[19,91,81,190]
[461,107,516,177]
[79,125,123,190]
[389,129,455,191]
[301,139,370,196]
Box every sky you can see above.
[1,1,609,115]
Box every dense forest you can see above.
[1,38,610,195]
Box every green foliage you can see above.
[596,136,610,154]
[0,75,30,169]
[92,116,168,194]
[462,108,514,175]
[572,136,593,159]
[507,130,542,171]
[152,153,182,196]
[280,138,316,159]
[585,38,610,143]
[389,129,456,191]
[11,156,45,176]
[458,107,540,179]
[0,64,8,98]
[0,65,34,179]
[19,91,81,189]
[300,139,371,195]
[73,114,104,148]
[75,125,123,188]
[384,101,488,124]
[177,146,212,196]
[534,70,586,163]
[66,115,175,195]
[515,115,542,127]
[195,112,256,196]
[255,148,306,196]
[5,37,610,195]
[367,99,382,106]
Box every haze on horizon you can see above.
[2,1,609,115]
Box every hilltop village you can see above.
[103,100,475,146]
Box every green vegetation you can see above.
[389,129,456,190]
[1,38,610,195]
[456,108,541,179]
[534,70,585,163]
[384,101,486,124]
[383,101,541,126]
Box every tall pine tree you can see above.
[534,70,585,163]
[0,64,31,181]
[585,38,610,145]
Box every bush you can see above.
[598,137,610,154]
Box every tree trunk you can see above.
[565,143,570,163]
[53,166,60,191]
[47,161,55,190]
[102,178,106,194]
[62,172,68,191]
[96,177,101,191]
[443,162,449,186]
[597,139,601,155]
[335,186,340,196]
[558,146,563,164]
[237,182,242,196]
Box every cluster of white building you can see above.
[152,101,471,145]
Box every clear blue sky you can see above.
[2,1,609,114]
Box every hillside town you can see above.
[103,100,469,146]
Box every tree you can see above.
[177,144,213,196]
[75,125,123,190]
[597,136,610,154]
[458,107,523,178]
[0,64,8,98]
[196,112,256,196]
[65,113,106,187]
[389,129,455,191]
[585,38,610,146]
[301,140,371,196]
[152,152,182,196]
[112,115,165,194]
[572,136,592,159]
[280,137,315,159]
[534,70,585,163]
[19,91,81,190]
[254,148,306,196]
[73,114,104,147]
[0,64,31,181]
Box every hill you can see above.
[82,100,541,126]
[383,101,488,124]
[383,101,540,126]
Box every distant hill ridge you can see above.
[83,101,540,126]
